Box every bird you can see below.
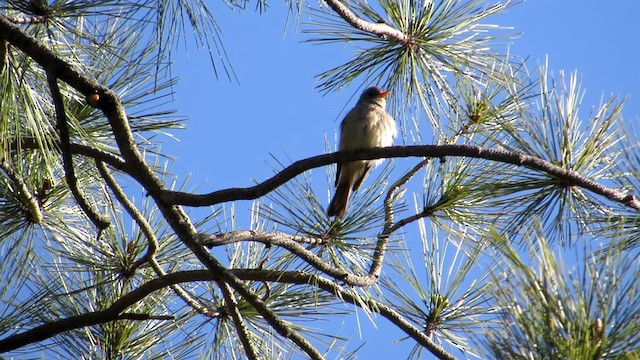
[327,86,397,219]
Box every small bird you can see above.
[327,86,397,219]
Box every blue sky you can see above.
[167,0,639,191]
[161,1,640,357]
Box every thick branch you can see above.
[160,145,640,211]
[0,271,188,352]
[0,269,455,360]
[0,15,103,94]
[323,0,409,43]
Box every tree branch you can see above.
[45,69,110,231]
[18,137,128,172]
[322,0,409,43]
[159,145,640,212]
[197,231,380,287]
[219,282,260,360]
[0,269,455,360]
[0,271,190,353]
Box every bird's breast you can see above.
[340,107,397,150]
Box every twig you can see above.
[0,160,43,223]
[370,158,433,278]
[197,231,379,287]
[45,69,110,231]
[18,137,128,172]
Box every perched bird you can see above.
[327,86,397,218]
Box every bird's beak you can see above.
[379,90,391,99]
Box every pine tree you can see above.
[0,1,638,359]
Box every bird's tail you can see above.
[327,182,351,219]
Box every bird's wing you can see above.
[351,162,371,191]
[335,108,361,187]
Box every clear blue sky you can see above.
[162,1,640,358]
[168,0,640,191]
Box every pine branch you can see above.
[160,145,640,212]
[322,0,409,43]
[17,137,128,172]
[220,282,260,360]
[0,269,456,359]
[197,231,380,286]
[0,160,43,223]
[45,69,110,231]
[0,271,198,352]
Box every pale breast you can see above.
[339,104,397,167]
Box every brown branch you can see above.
[322,0,409,43]
[19,137,128,172]
[45,69,110,231]
[220,282,260,360]
[0,269,455,360]
[371,158,432,278]
[97,160,219,317]
[158,145,640,212]
[0,271,194,353]
[197,231,379,287]
[0,15,104,96]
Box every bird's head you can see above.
[359,86,390,107]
